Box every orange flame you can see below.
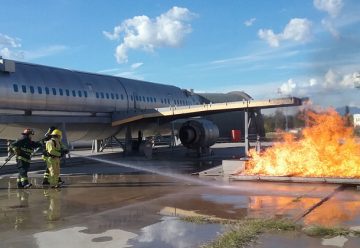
[244,109,360,178]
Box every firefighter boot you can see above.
[42,178,50,186]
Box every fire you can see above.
[244,109,360,178]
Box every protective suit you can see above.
[44,130,66,188]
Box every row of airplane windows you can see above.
[12,84,194,106]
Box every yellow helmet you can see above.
[51,129,62,137]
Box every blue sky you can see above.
[1,0,359,108]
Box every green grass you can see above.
[198,218,298,248]
[181,216,360,248]
[302,225,355,238]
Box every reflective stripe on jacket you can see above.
[10,136,42,162]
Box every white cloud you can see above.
[314,0,343,18]
[0,47,11,58]
[0,33,23,59]
[309,78,318,86]
[258,18,312,47]
[277,69,359,96]
[244,18,256,27]
[324,68,339,88]
[321,19,340,38]
[0,33,67,60]
[274,68,360,108]
[279,79,297,95]
[104,6,196,63]
[282,19,313,41]
[24,45,68,60]
[0,33,21,48]
[115,70,144,80]
[258,29,280,47]
[131,62,143,69]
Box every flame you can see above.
[244,109,360,178]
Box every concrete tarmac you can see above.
[1,143,360,248]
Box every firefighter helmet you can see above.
[51,129,62,137]
[22,128,34,135]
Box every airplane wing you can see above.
[112,97,302,126]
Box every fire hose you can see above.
[0,153,15,171]
[0,147,42,171]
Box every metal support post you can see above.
[244,109,249,158]
[61,122,70,159]
[171,122,175,149]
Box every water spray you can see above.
[70,152,232,189]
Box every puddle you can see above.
[128,216,223,248]
[33,226,137,248]
[1,173,360,247]
[254,232,360,248]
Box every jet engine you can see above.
[179,119,219,149]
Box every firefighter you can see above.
[42,126,64,186]
[43,129,68,188]
[9,128,42,188]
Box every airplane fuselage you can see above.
[0,60,204,142]
[0,61,202,113]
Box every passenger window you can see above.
[130,95,133,101]
[38,86,42,94]
[150,97,153,103]
[45,87,50,95]
[65,89,70,96]
[78,90,82,97]
[111,93,114,99]
[13,84,18,92]
[52,88,57,95]
[142,96,145,102]
[72,90,76,97]
[106,93,109,99]
[115,93,119,100]
[121,94,124,100]
[84,91,88,98]
[30,86,35,94]
[146,97,149,102]
[135,96,139,101]
[100,92,104,99]
[59,88,63,96]
[22,85,26,93]
[96,92,99,98]
[154,98,156,103]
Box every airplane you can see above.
[0,57,302,155]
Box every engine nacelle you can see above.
[179,119,219,149]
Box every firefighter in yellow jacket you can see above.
[43,129,68,188]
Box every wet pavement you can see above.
[0,144,360,247]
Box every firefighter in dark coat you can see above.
[9,128,42,188]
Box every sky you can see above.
[0,0,359,109]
